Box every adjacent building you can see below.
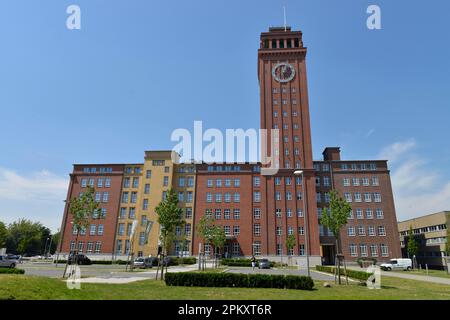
[398,211,449,269]
[57,26,402,264]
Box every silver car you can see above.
[0,255,18,268]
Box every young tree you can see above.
[211,225,226,268]
[286,234,296,266]
[6,219,44,255]
[155,188,184,279]
[63,186,100,278]
[196,216,225,269]
[407,225,419,268]
[321,190,352,284]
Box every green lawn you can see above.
[1,274,449,300]
[406,269,450,279]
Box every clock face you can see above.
[272,62,295,83]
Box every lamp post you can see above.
[294,170,310,277]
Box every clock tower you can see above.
[258,27,321,262]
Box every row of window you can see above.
[206,192,241,203]
[81,178,111,188]
[177,191,194,203]
[273,123,300,130]
[343,192,382,203]
[317,208,385,220]
[207,178,242,188]
[275,191,303,201]
[275,208,304,218]
[177,166,195,173]
[205,208,241,220]
[125,166,142,174]
[82,167,113,174]
[272,87,297,94]
[313,163,378,172]
[70,241,102,254]
[272,98,298,105]
[206,165,244,172]
[274,176,303,186]
[399,224,447,236]
[178,176,195,187]
[72,225,104,236]
[347,225,387,237]
[174,224,192,237]
[273,110,299,118]
[349,244,389,257]
[342,177,379,187]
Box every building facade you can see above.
[398,211,449,269]
[57,26,401,264]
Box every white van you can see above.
[380,258,412,271]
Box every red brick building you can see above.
[58,165,125,260]
[57,26,401,264]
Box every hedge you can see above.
[0,268,25,274]
[315,265,372,281]
[221,258,275,268]
[165,272,314,290]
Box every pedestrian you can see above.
[251,255,256,270]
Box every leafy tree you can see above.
[321,190,352,284]
[286,234,296,256]
[50,231,60,255]
[0,221,8,248]
[155,188,184,279]
[6,219,45,255]
[196,215,226,269]
[63,186,100,277]
[407,225,419,264]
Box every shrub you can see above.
[165,272,314,290]
[315,265,372,281]
[0,268,25,274]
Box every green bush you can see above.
[315,265,372,281]
[165,272,314,290]
[0,268,25,274]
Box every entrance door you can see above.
[322,245,335,265]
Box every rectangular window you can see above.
[360,244,368,257]
[129,207,136,219]
[253,224,261,236]
[185,223,191,236]
[224,192,231,203]
[365,193,372,202]
[234,193,240,202]
[97,224,104,236]
[344,193,352,202]
[368,225,375,236]
[102,192,109,203]
[370,245,378,257]
[118,223,125,236]
[146,170,151,179]
[376,209,384,219]
[343,178,350,186]
[253,241,261,256]
[358,226,366,236]
[130,192,137,203]
[215,209,222,220]
[89,224,96,236]
[94,241,102,254]
[224,209,231,220]
[253,176,260,187]
[233,225,240,236]
[378,226,386,236]
[233,209,240,220]
[97,179,103,188]
[374,193,382,202]
[163,176,169,187]
[234,179,240,187]
[178,191,184,202]
[205,209,212,219]
[348,226,355,236]
[178,177,185,187]
[297,209,304,217]
[132,178,139,188]
[298,226,304,235]
[354,193,362,202]
[123,178,130,188]
[215,193,222,203]
[122,192,129,203]
[372,177,379,186]
[253,208,261,219]
[81,179,87,188]
[380,244,389,257]
[143,199,149,210]
[349,244,358,257]
[352,178,360,186]
[186,191,193,203]
[144,184,150,194]
[253,192,261,202]
[119,208,126,219]
[206,192,212,203]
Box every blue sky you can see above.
[0,0,449,231]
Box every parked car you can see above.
[7,254,22,262]
[133,257,156,269]
[380,258,412,271]
[0,255,18,268]
[258,259,271,269]
[68,254,92,265]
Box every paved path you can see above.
[346,266,450,286]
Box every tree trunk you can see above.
[336,235,341,285]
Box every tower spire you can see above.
[283,6,287,31]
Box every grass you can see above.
[406,269,450,279]
[1,274,449,300]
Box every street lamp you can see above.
[294,170,310,277]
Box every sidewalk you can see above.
[66,263,208,284]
